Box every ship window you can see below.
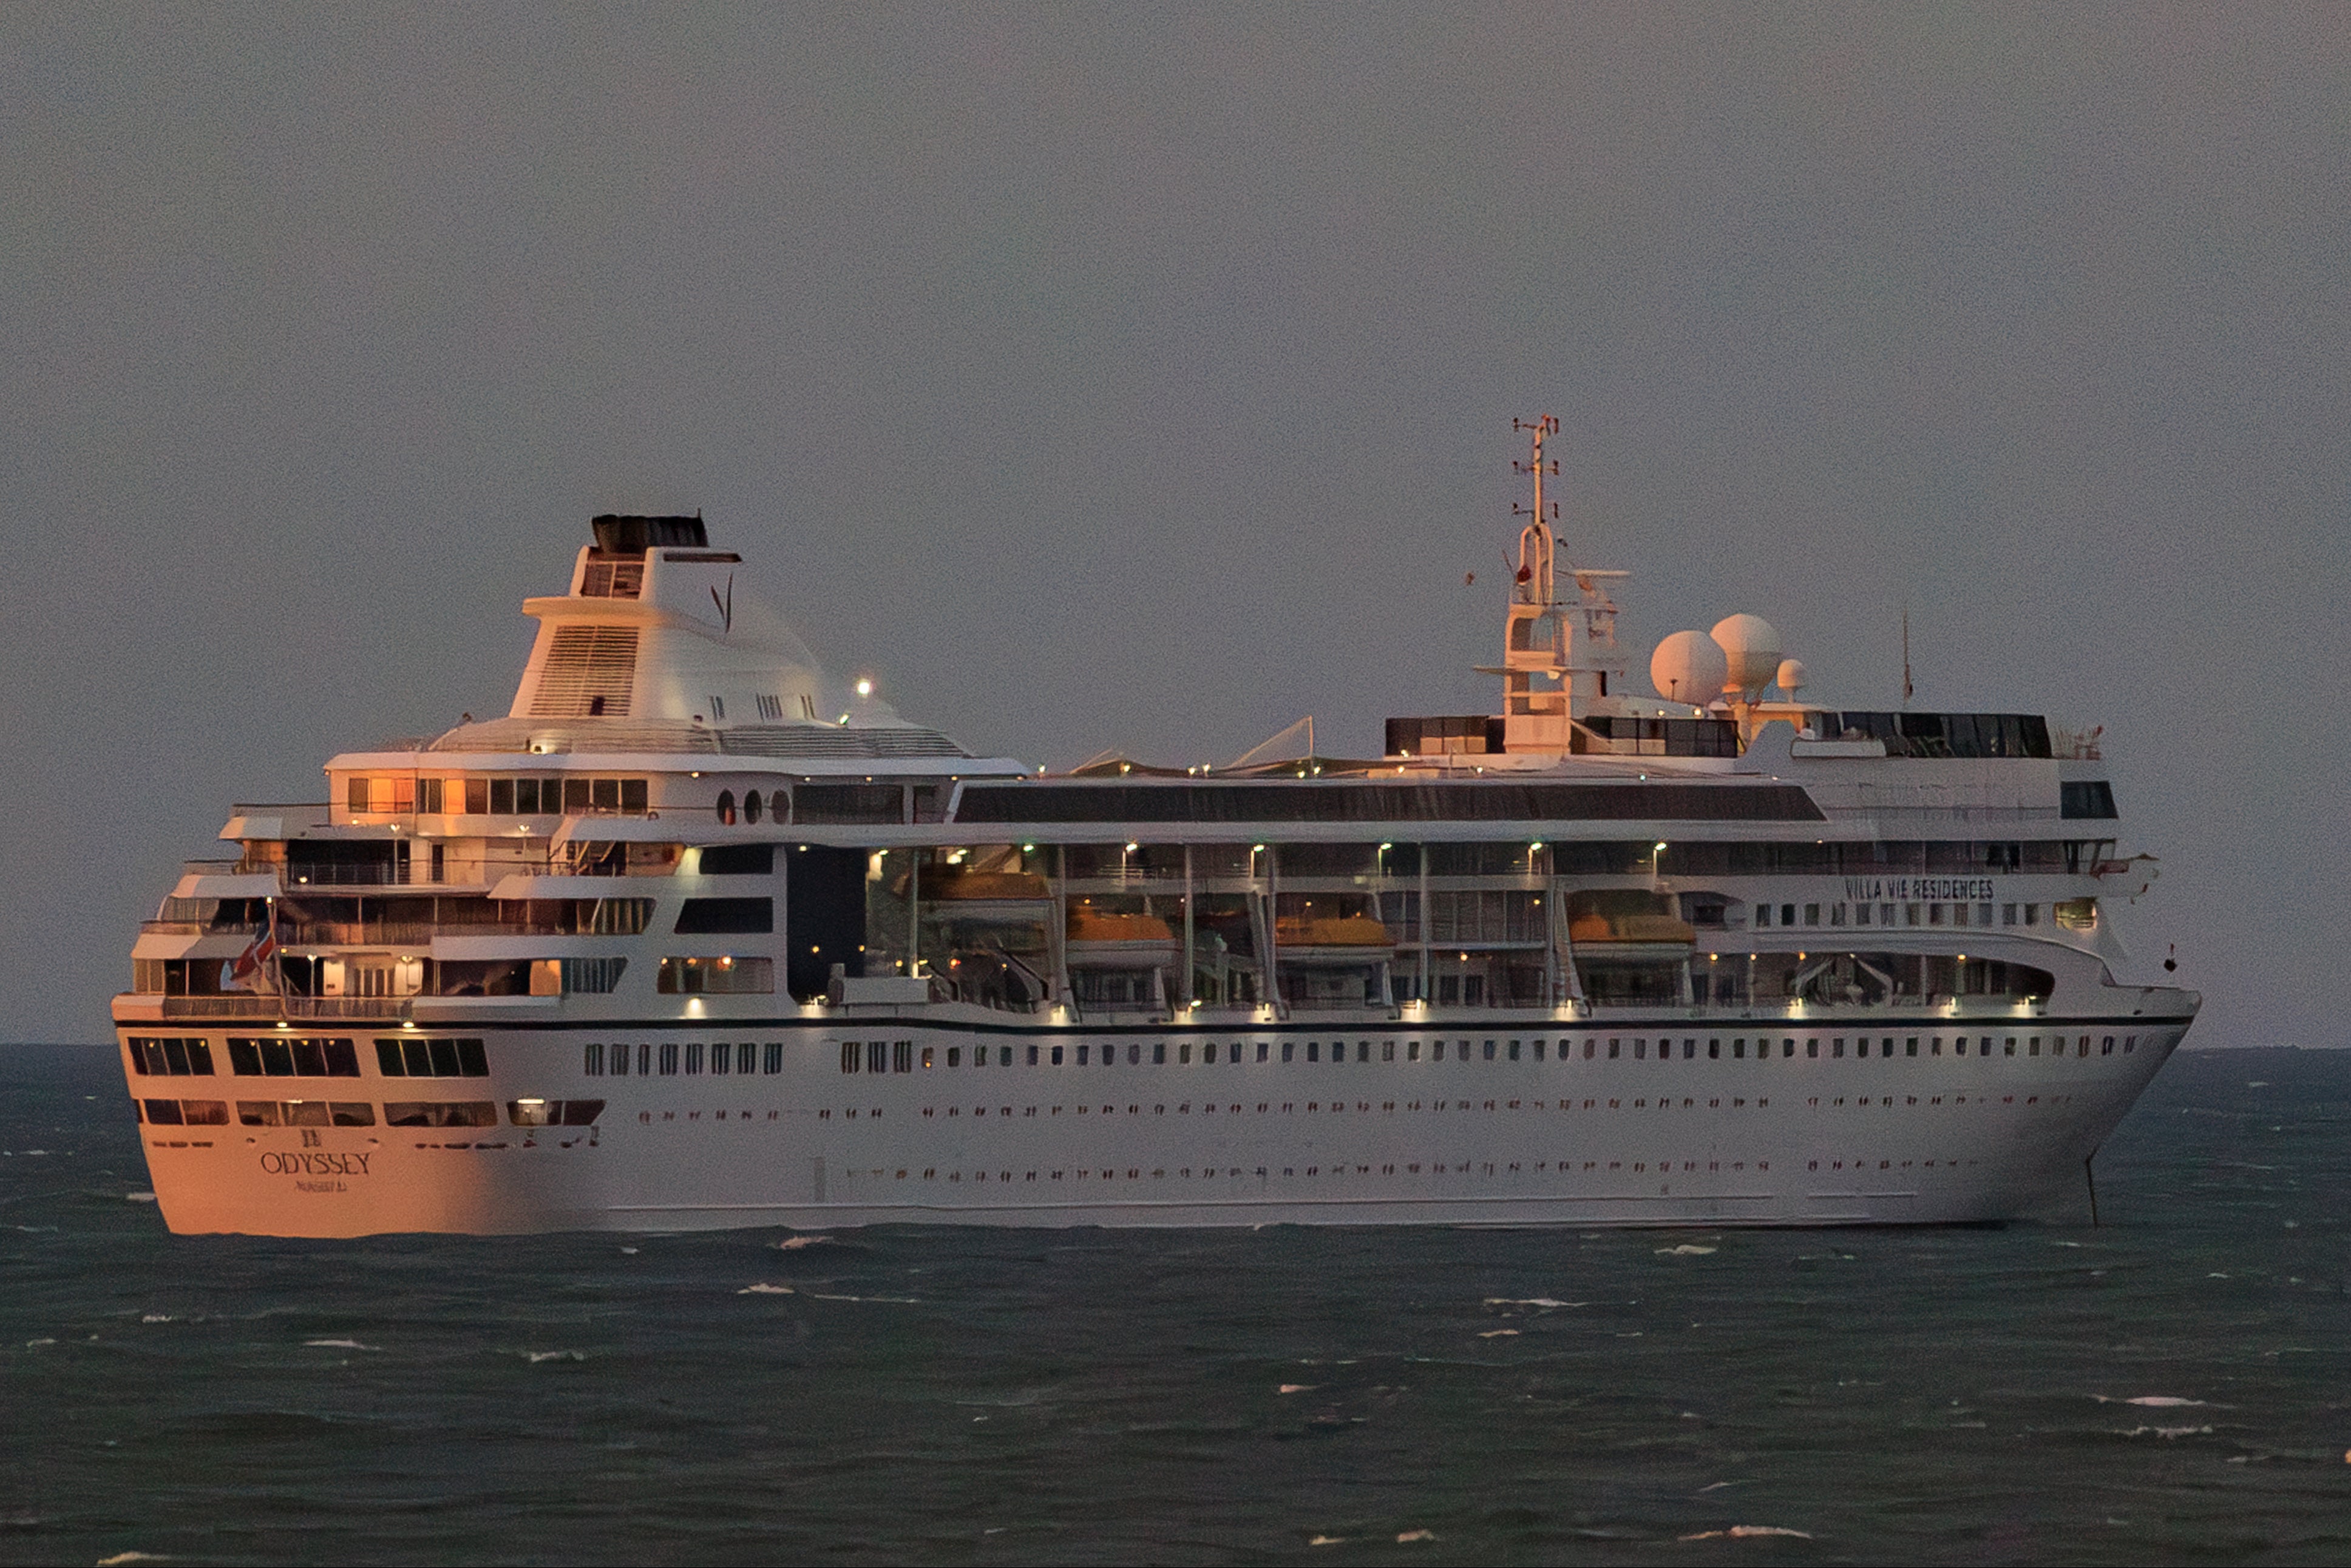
[1000,1046,1014,1066]
[867,1040,888,1073]
[764,1042,784,1073]
[716,790,736,826]
[1807,1039,1819,1057]
[1053,1045,1066,1066]
[1282,1042,1294,1063]
[744,790,764,825]
[384,1101,498,1128]
[1804,904,1820,926]
[685,1042,705,1074]
[1484,1040,1497,1061]
[946,1047,961,1068]
[489,779,516,814]
[1508,1040,1522,1061]
[1306,1041,1319,1063]
[1781,904,1795,925]
[676,898,772,934]
[564,778,591,812]
[1905,1037,1918,1057]
[2004,1037,2017,1056]
[842,1041,859,1073]
[1154,1043,1167,1065]
[583,1044,603,1075]
[895,1040,914,1072]
[282,1100,330,1127]
[1755,904,1770,928]
[1260,1042,1272,1062]
[1831,1039,1844,1058]
[660,1043,680,1075]
[1179,1044,1191,1065]
[1028,1045,1040,1066]
[515,778,541,814]
[142,1098,183,1125]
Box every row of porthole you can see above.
[840,1033,2146,1073]
[827,1157,1978,1183]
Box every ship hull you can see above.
[121,1002,2196,1237]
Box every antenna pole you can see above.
[1901,606,1914,707]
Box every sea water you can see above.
[1,1045,2346,1565]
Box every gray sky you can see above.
[4,6,2344,1047]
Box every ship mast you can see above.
[1491,415,1629,753]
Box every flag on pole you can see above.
[229,903,277,991]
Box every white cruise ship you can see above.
[115,421,2198,1236]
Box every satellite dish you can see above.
[1710,614,1783,699]
[1776,657,1807,694]
[1650,630,1729,710]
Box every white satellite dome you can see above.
[1650,630,1730,710]
[1776,657,1807,694]
[1710,614,1783,699]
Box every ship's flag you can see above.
[228,903,278,990]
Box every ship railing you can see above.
[153,994,412,1021]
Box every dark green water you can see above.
[2,1045,2346,1566]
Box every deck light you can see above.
[855,679,874,697]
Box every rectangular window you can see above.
[383,1101,499,1128]
[866,1040,887,1073]
[842,1041,860,1073]
[947,1047,961,1068]
[419,778,444,814]
[685,1042,705,1074]
[622,779,649,812]
[1732,1039,1745,1059]
[1508,1040,1521,1061]
[1803,903,1820,926]
[674,898,773,935]
[710,1042,731,1075]
[765,1042,784,1074]
[584,1043,604,1075]
[1756,903,1771,927]
[1484,1040,1497,1061]
[895,1040,914,1073]
[1854,903,1870,925]
[143,1098,183,1125]
[565,778,592,812]
[2004,1037,2017,1056]
[2024,903,2040,926]
[1905,1037,1918,1056]
[1832,1039,1845,1058]
[1027,1045,1040,1065]
[659,1042,679,1075]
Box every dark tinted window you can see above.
[675,898,774,934]
[954,780,1822,824]
[700,844,775,875]
[2060,781,2117,818]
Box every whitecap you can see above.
[1278,1384,1316,1394]
[1396,1529,1437,1542]
[619,1247,639,1255]
[95,1553,174,1566]
[24,1338,55,1348]
[125,1193,156,1204]
[523,1349,583,1363]
[1657,1244,1717,1256]
[775,1235,832,1251]
[1308,1535,1346,1547]
[304,1339,376,1351]
[737,1283,795,1295]
[1478,1329,1520,1339]
[2120,1396,2205,1407]
[1680,1526,1813,1541]
[1482,1297,1585,1308]
[139,1314,172,1324]
[807,1292,918,1303]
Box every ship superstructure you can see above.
[116,442,2197,1235]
